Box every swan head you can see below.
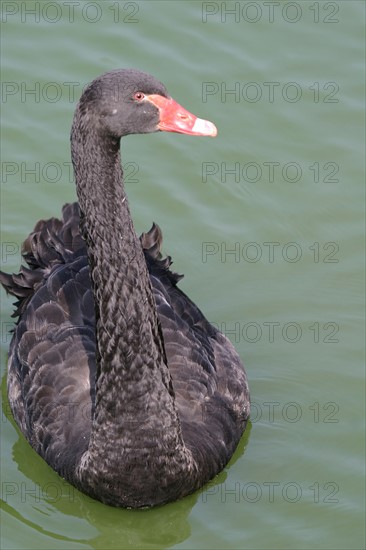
[75,69,217,139]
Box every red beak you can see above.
[146,94,217,137]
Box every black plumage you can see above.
[1,69,250,508]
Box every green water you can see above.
[1,1,365,549]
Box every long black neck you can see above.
[70,110,196,506]
[72,121,166,387]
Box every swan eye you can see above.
[134,92,145,101]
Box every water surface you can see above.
[1,2,365,549]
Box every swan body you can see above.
[1,69,250,508]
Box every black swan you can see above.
[0,69,250,508]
